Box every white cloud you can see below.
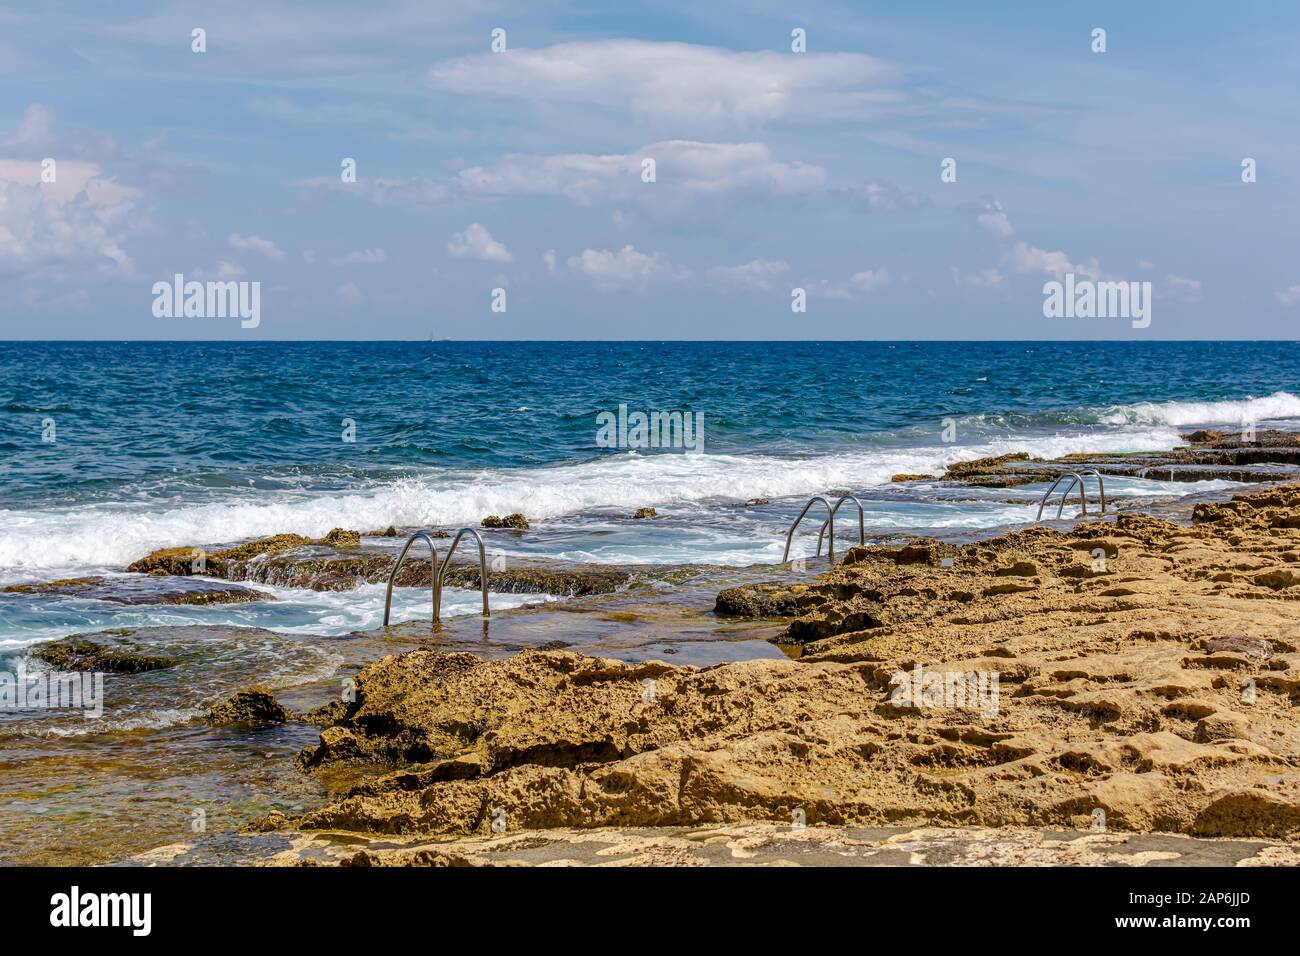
[0,106,144,277]
[454,140,825,206]
[300,174,449,205]
[977,209,1012,238]
[951,267,1005,288]
[849,269,890,292]
[706,258,790,291]
[542,249,557,274]
[803,279,854,301]
[303,141,823,216]
[228,232,285,260]
[1003,241,1100,281]
[0,161,140,274]
[1276,284,1300,306]
[428,40,898,125]
[4,104,54,147]
[803,269,890,300]
[447,223,512,262]
[566,245,689,290]
[333,248,386,265]
[337,282,362,306]
[962,196,1013,237]
[846,180,927,212]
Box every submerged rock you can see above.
[31,637,176,674]
[208,686,290,726]
[890,473,935,482]
[481,513,530,530]
[4,575,268,606]
[3,576,100,593]
[714,583,807,617]
[320,528,361,548]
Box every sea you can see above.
[2,339,1299,649]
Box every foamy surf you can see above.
[1096,391,1300,427]
[0,427,1188,571]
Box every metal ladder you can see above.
[782,494,866,564]
[816,495,865,558]
[382,528,490,628]
[1035,470,1107,521]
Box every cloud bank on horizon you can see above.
[0,0,1297,340]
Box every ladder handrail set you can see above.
[782,494,868,564]
[441,527,490,619]
[815,495,866,557]
[782,495,835,564]
[382,528,491,628]
[1035,470,1107,522]
[383,531,442,627]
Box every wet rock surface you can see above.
[714,583,808,618]
[241,823,1298,868]
[31,636,178,673]
[941,429,1300,487]
[266,484,1300,847]
[124,539,629,597]
[4,575,269,606]
[208,687,291,726]
[481,513,530,530]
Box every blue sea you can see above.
[2,340,1299,647]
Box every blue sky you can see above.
[1,0,1297,339]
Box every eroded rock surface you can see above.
[31,637,177,674]
[208,687,291,726]
[274,483,1300,845]
[4,575,268,606]
[124,538,627,596]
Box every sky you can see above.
[0,0,1298,340]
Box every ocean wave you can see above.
[1096,391,1300,427]
[940,391,1300,431]
[0,427,1186,571]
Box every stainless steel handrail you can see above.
[1052,473,1085,519]
[382,527,492,628]
[816,495,865,557]
[383,531,441,627]
[1035,472,1086,521]
[439,527,490,619]
[782,495,835,564]
[1035,470,1108,521]
[1082,469,1107,515]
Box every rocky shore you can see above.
[14,433,1300,865]
[222,482,1300,861]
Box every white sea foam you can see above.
[1097,390,1300,427]
[0,426,1192,571]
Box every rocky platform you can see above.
[2,575,267,605]
[247,483,1300,854]
[126,537,630,597]
[926,429,1300,488]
